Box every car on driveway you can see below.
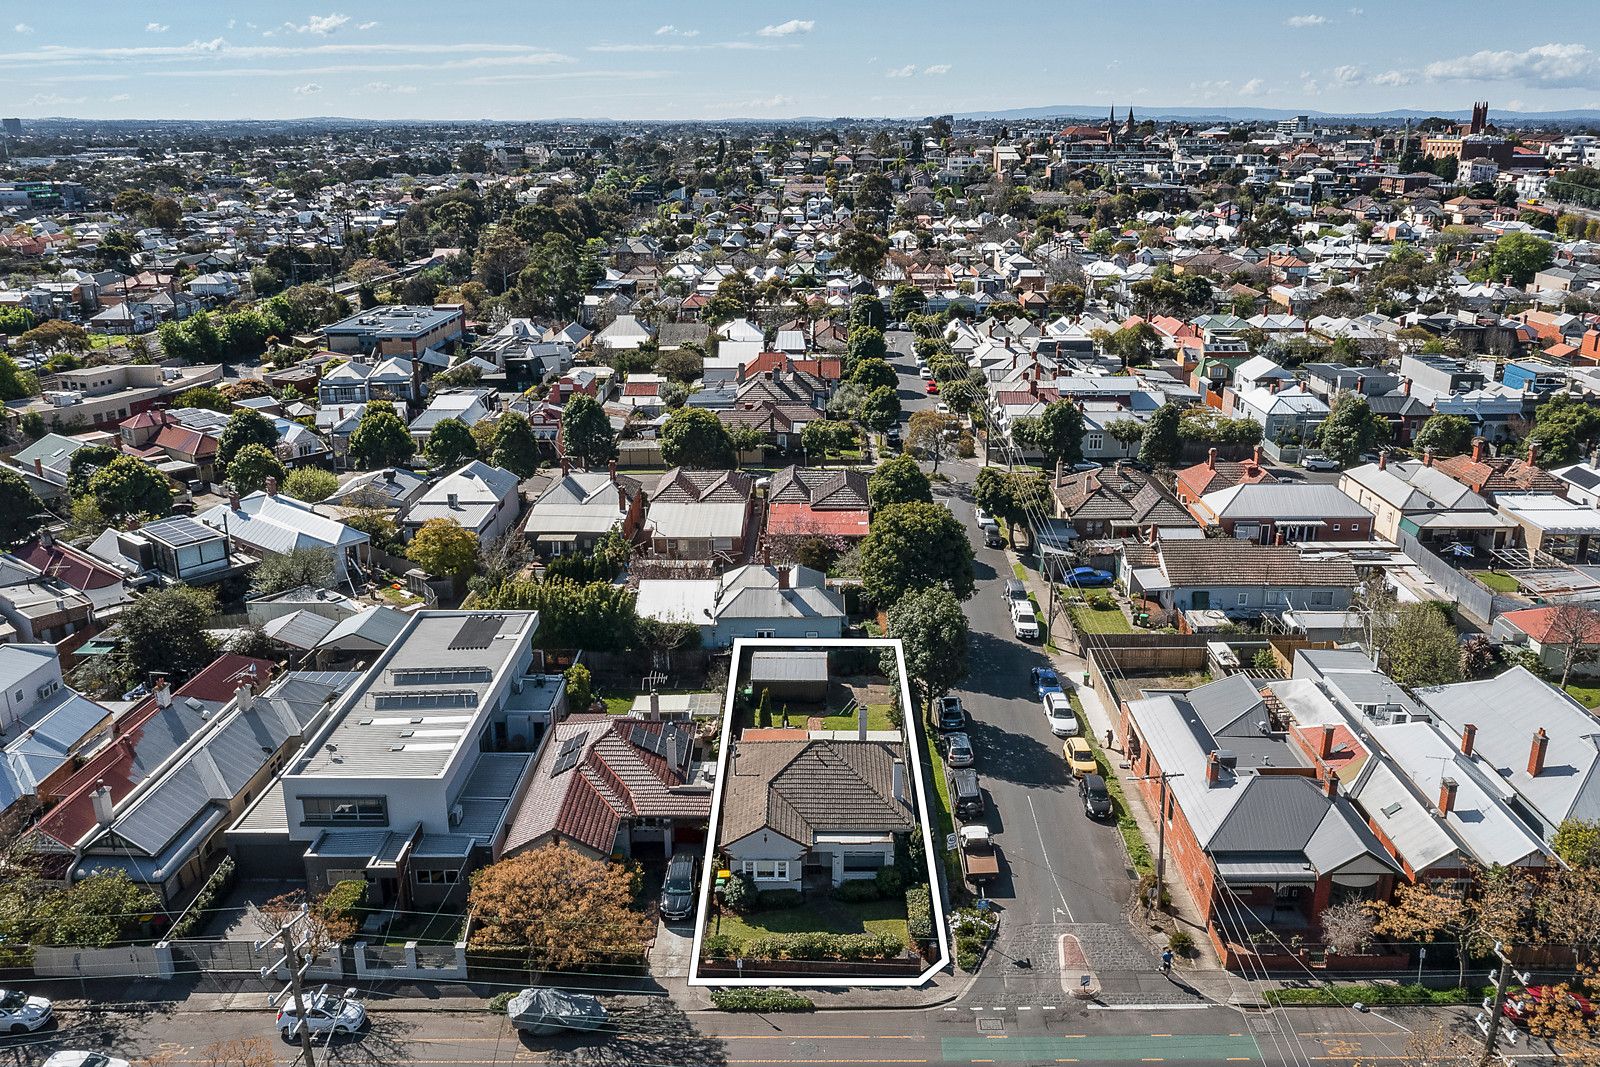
[0,989,52,1033]
[1079,773,1113,819]
[1031,667,1061,698]
[1042,692,1080,737]
[1301,452,1339,472]
[936,695,967,731]
[1062,736,1097,777]
[944,732,975,768]
[1064,566,1114,588]
[276,987,367,1043]
[658,852,699,922]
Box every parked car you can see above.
[944,732,975,768]
[1063,566,1114,588]
[1062,736,1097,777]
[950,767,987,821]
[1003,578,1028,605]
[1505,986,1596,1024]
[507,988,609,1035]
[1042,692,1080,737]
[936,695,967,731]
[1031,667,1061,698]
[926,379,940,395]
[975,506,993,527]
[276,987,367,1042]
[1301,452,1339,472]
[981,522,1003,547]
[885,425,901,446]
[0,989,52,1033]
[936,401,951,414]
[44,1056,129,1067]
[1011,600,1040,640]
[1079,773,1113,819]
[659,852,698,922]
[958,824,1000,886]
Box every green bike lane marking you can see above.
[941,1033,1263,1063]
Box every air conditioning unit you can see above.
[449,804,463,827]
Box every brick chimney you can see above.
[1527,441,1539,467]
[1460,723,1477,757]
[560,456,571,475]
[1318,724,1336,759]
[228,489,241,509]
[32,457,42,476]
[1274,529,1286,546]
[1377,450,1387,470]
[1439,777,1458,815]
[1205,751,1220,787]
[608,459,618,482]
[1471,437,1485,463]
[1422,447,1434,467]
[1207,447,1217,470]
[777,566,790,590]
[1252,443,1263,466]
[265,476,278,497]
[1529,727,1549,777]
[1324,774,1339,799]
[616,483,628,512]
[1401,377,1411,396]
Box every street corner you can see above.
[1060,932,1102,1000]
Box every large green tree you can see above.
[560,393,618,469]
[118,585,219,684]
[227,443,286,494]
[490,411,543,478]
[844,327,887,374]
[868,454,932,510]
[849,358,898,392]
[425,417,480,471]
[1318,392,1384,468]
[472,577,637,651]
[860,501,975,606]
[217,409,280,475]
[1529,394,1600,466]
[858,386,901,433]
[0,470,44,548]
[347,405,416,470]
[1140,402,1184,468]
[66,444,120,497]
[659,407,734,469]
[1378,602,1463,688]
[88,455,173,519]
[1035,400,1086,470]
[1477,232,1552,286]
[251,548,335,596]
[1412,414,1475,457]
[884,587,970,714]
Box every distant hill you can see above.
[949,104,1600,124]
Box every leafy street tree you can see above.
[117,584,219,685]
[1104,322,1162,369]
[227,443,286,494]
[867,454,933,510]
[89,455,173,519]
[884,587,970,714]
[1477,231,1552,286]
[1035,400,1086,470]
[1528,394,1600,466]
[347,405,416,470]
[858,386,901,433]
[1318,392,1383,468]
[1412,414,1474,457]
[1377,602,1463,688]
[1373,866,1533,987]
[849,357,898,392]
[0,470,44,548]
[281,467,340,503]
[849,295,887,331]
[468,844,653,969]
[1140,402,1184,468]
[425,417,479,471]
[560,393,618,468]
[906,410,959,472]
[834,225,889,280]
[889,283,927,321]
[490,411,543,478]
[250,548,335,596]
[407,517,480,579]
[801,419,855,458]
[844,326,887,373]
[217,409,280,475]
[974,467,1050,544]
[660,407,734,469]
[860,501,976,606]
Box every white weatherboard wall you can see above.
[688,637,950,988]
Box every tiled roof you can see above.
[650,468,753,505]
[768,466,869,509]
[717,738,914,848]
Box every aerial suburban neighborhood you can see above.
[10,5,1600,1066]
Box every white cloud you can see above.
[108,92,131,102]
[357,21,378,30]
[886,64,916,78]
[1240,78,1265,95]
[286,13,350,35]
[1371,69,1413,87]
[292,82,322,95]
[589,40,776,53]
[25,93,84,106]
[923,64,951,76]
[739,94,794,108]
[1330,64,1363,86]
[14,23,33,34]
[757,19,814,37]
[1285,14,1328,27]
[653,24,698,37]
[1423,42,1600,89]
[355,80,416,94]
[145,22,169,33]
[1347,5,1364,13]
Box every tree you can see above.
[1318,899,1376,956]
[1140,402,1184,468]
[474,228,531,295]
[0,470,44,548]
[1318,392,1382,468]
[88,455,172,519]
[408,517,480,579]
[1104,322,1162,369]
[834,226,889,279]
[1529,394,1600,467]
[227,444,286,494]
[468,845,653,969]
[1554,818,1600,868]
[117,585,219,684]
[1035,400,1085,470]
[472,578,637,651]
[1478,231,1552,286]
[281,467,339,503]
[974,467,1050,543]
[1377,602,1462,688]
[560,393,618,469]
[849,295,887,332]
[660,407,734,469]
[844,326,888,373]
[889,283,927,321]
[0,871,160,949]
[490,411,543,478]
[217,409,280,475]
[868,454,932,510]
[1104,417,1145,454]
[425,417,479,471]
[861,501,975,606]
[906,410,958,472]
[858,386,901,433]
[1542,601,1600,690]
[347,406,415,470]
[885,587,970,714]
[1413,414,1474,457]
[250,548,334,596]
[801,419,855,458]
[1372,879,1475,986]
[0,353,38,402]
[849,357,898,392]
[564,663,594,713]
[175,386,228,412]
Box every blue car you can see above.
[1030,667,1061,699]
[1064,566,1114,588]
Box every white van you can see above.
[1011,600,1039,640]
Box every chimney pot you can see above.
[1324,774,1339,799]
[1529,727,1550,777]
[32,457,42,476]
[1423,447,1434,467]
[1207,447,1217,470]
[777,566,790,590]
[234,683,254,712]
[1318,724,1335,759]
[1472,437,1485,463]
[1253,444,1263,466]
[561,456,571,475]
[1377,450,1387,470]
[1274,529,1286,546]
[1461,723,1477,757]
[1439,776,1458,815]
[1205,751,1220,786]
[265,476,278,497]
[1528,441,1539,467]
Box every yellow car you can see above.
[1063,736,1097,777]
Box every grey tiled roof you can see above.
[718,738,914,848]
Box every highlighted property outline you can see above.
[687,636,951,987]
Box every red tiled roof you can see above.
[153,424,218,457]
[767,503,870,539]
[1500,606,1600,646]
[14,540,125,591]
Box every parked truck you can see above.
[958,824,1000,887]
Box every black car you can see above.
[936,695,967,731]
[951,767,987,821]
[658,853,698,922]
[1079,773,1113,819]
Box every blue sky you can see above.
[7,2,1600,121]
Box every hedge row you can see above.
[706,931,906,962]
[168,857,236,941]
[906,884,933,942]
[711,988,815,1012]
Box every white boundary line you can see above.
[687,636,952,987]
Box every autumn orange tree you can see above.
[468,844,652,970]
[1372,866,1535,988]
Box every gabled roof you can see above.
[767,465,869,510]
[718,738,914,849]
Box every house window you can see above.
[1087,434,1104,451]
[740,860,791,882]
[413,868,459,885]
[301,796,388,826]
[843,852,885,872]
[1236,592,1248,606]
[754,629,776,639]
[1330,523,1340,531]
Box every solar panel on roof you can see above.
[551,735,584,776]
[448,615,502,651]
[144,517,217,548]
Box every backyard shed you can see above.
[749,651,829,703]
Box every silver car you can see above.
[0,989,52,1033]
[944,732,975,768]
[276,987,367,1042]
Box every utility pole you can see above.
[259,907,319,1067]
[1131,772,1184,911]
[1477,941,1527,1067]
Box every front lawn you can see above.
[1470,569,1520,594]
[1567,684,1600,709]
[818,703,897,731]
[711,897,909,947]
[1070,602,1134,635]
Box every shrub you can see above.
[874,866,904,896]
[834,879,883,902]
[906,884,934,942]
[711,988,814,1012]
[702,933,737,959]
[733,931,904,962]
[758,889,804,910]
[1168,930,1194,956]
[321,879,367,929]
[722,872,757,913]
[1087,590,1114,611]
[168,857,235,940]
[488,991,515,1014]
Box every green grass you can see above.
[1265,983,1489,1007]
[818,704,896,731]
[1471,569,1521,593]
[712,898,909,946]
[1566,684,1600,709]
[602,696,634,715]
[1070,603,1135,635]
[926,731,961,888]
[377,584,424,606]
[1079,718,1155,878]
